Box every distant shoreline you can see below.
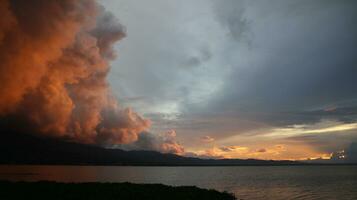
[0,181,236,200]
[1,163,357,167]
[2,132,356,167]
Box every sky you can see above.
[99,0,357,160]
[4,0,357,161]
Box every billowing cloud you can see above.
[120,130,185,155]
[0,0,150,145]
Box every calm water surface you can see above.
[0,165,356,200]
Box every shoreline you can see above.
[0,181,236,200]
[1,163,356,167]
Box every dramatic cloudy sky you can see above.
[100,0,357,160]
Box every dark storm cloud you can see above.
[192,0,357,126]
[298,106,357,123]
[181,48,212,69]
[213,0,250,42]
[287,130,357,153]
[236,105,357,127]
[101,0,357,156]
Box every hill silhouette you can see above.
[0,131,298,166]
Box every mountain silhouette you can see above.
[1,131,299,166]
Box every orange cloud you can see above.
[0,0,150,145]
[188,142,331,160]
[159,130,185,155]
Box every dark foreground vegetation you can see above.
[0,181,236,200]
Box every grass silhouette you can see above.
[0,181,236,200]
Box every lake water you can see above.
[0,165,356,200]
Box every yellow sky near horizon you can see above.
[185,120,357,160]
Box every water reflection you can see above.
[0,165,356,200]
